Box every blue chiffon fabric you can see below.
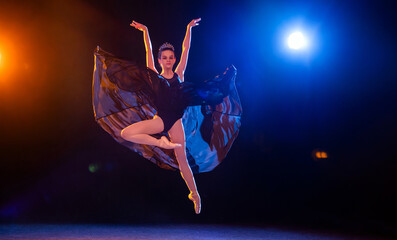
[92,47,242,173]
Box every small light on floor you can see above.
[312,149,328,161]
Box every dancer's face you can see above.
[158,50,176,70]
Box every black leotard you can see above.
[155,73,185,132]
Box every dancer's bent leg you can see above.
[168,119,201,214]
[120,116,181,149]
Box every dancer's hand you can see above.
[130,20,147,31]
[188,18,201,28]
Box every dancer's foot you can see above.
[188,192,201,214]
[158,136,182,149]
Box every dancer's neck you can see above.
[161,69,174,79]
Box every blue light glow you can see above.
[288,31,307,50]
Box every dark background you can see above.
[0,0,396,236]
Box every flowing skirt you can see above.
[92,46,242,173]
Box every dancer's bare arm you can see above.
[130,20,158,73]
[175,18,201,82]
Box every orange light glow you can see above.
[0,38,15,81]
[312,149,329,161]
[315,151,328,159]
[0,49,5,80]
[0,51,3,70]
[0,30,29,87]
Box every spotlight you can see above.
[287,31,307,50]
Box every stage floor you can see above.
[0,224,392,240]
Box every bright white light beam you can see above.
[287,31,307,50]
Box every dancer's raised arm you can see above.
[130,20,158,73]
[175,18,201,81]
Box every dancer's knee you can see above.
[120,125,137,140]
[120,128,129,140]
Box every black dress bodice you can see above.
[155,73,186,132]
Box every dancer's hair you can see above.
[158,42,175,59]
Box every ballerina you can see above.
[92,18,242,215]
[122,18,202,214]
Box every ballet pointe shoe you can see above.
[188,192,201,214]
[159,136,182,149]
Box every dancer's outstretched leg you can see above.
[168,119,201,214]
[121,116,181,149]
